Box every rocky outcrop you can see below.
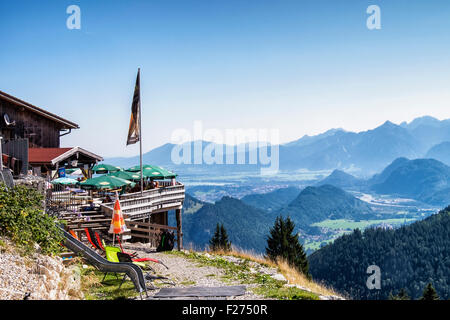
[0,237,83,300]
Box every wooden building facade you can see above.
[0,90,80,175]
[0,90,79,148]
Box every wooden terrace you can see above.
[48,181,185,250]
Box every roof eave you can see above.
[0,90,79,130]
[51,146,104,165]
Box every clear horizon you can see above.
[1,1,450,158]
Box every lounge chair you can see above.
[104,246,148,268]
[84,228,100,249]
[69,230,78,240]
[103,246,155,289]
[60,226,149,299]
[84,228,169,269]
[84,229,145,265]
[115,234,169,269]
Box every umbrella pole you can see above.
[113,190,119,246]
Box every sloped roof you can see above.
[29,147,103,165]
[0,90,79,129]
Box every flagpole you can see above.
[139,68,143,196]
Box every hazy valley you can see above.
[107,116,450,299]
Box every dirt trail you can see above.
[124,245,270,300]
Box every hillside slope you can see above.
[182,196,274,253]
[241,187,300,212]
[368,157,410,185]
[181,186,376,252]
[425,141,450,166]
[308,207,450,300]
[371,158,450,205]
[279,185,376,232]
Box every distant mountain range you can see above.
[106,116,450,175]
[279,120,421,173]
[308,207,450,300]
[303,156,450,206]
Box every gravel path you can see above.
[123,244,270,300]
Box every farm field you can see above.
[311,218,416,230]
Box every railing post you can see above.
[175,208,182,250]
[147,217,151,245]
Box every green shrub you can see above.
[0,183,63,255]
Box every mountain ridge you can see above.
[279,184,376,232]
[316,169,364,189]
[105,116,450,174]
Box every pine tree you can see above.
[209,223,231,252]
[420,282,439,300]
[219,223,231,252]
[389,288,410,300]
[209,223,222,251]
[265,215,309,277]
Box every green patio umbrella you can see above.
[107,170,141,181]
[91,163,122,174]
[78,175,135,190]
[142,165,177,180]
[51,177,79,185]
[126,164,154,172]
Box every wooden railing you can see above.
[100,182,185,220]
[126,220,178,247]
[46,187,93,213]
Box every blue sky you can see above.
[1,0,450,157]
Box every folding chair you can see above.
[103,246,153,289]
[116,235,169,269]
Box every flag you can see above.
[126,68,141,145]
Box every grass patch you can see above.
[80,265,139,300]
[0,238,8,253]
[180,280,197,286]
[312,218,415,230]
[253,285,319,300]
[183,203,204,214]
